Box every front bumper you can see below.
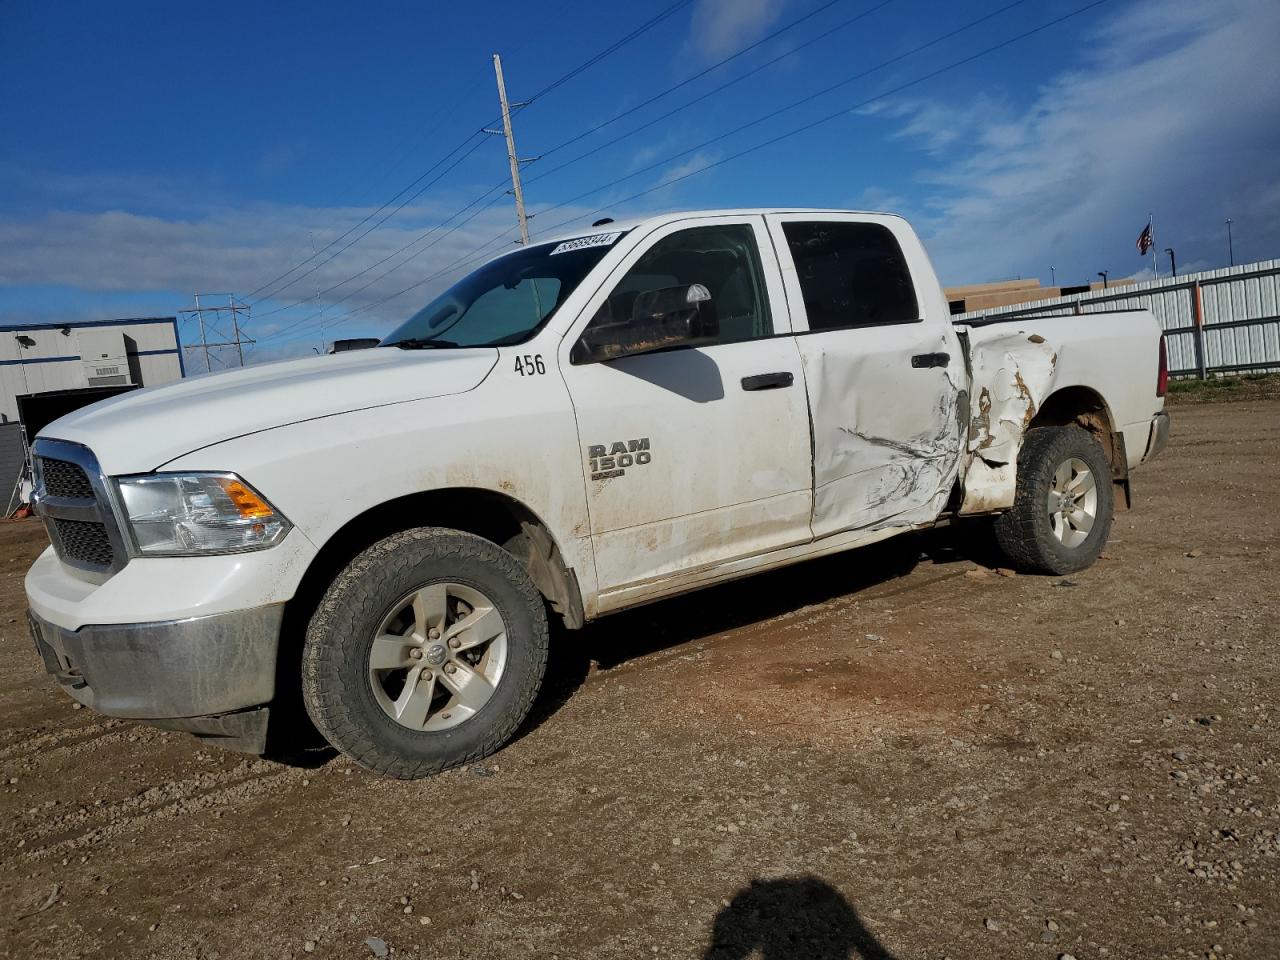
[28,604,283,753]
[1143,410,1171,463]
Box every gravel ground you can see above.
[1,398,1277,960]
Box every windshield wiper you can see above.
[390,337,460,350]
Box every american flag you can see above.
[1137,222,1154,255]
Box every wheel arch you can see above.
[290,487,584,633]
[1028,384,1127,487]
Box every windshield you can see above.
[381,232,626,349]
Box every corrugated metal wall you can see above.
[959,259,1280,377]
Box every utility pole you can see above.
[1165,247,1177,278]
[1225,218,1234,266]
[180,294,254,371]
[491,54,530,245]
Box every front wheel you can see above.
[993,425,1114,574]
[301,528,548,779]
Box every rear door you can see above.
[560,216,812,609]
[765,214,964,537]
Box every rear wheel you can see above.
[301,528,548,779]
[994,425,1114,574]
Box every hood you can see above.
[40,347,498,474]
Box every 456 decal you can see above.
[588,438,651,481]
[513,354,546,376]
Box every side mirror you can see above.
[573,284,718,364]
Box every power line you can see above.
[254,180,511,324]
[252,3,855,339]
[527,0,1045,228]
[532,0,872,165]
[530,0,1109,240]
[244,130,487,304]
[525,0,899,188]
[247,1,694,308]
[260,0,1096,348]
[523,0,694,104]
[348,0,582,215]
[248,133,490,308]
[256,193,515,344]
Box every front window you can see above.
[381,231,626,349]
[573,224,773,363]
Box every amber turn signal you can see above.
[220,478,276,519]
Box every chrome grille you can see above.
[50,518,115,568]
[38,458,95,499]
[32,439,129,580]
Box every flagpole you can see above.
[1150,213,1158,281]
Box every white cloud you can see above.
[0,173,611,360]
[861,0,1280,286]
[688,0,786,61]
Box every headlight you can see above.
[116,473,291,555]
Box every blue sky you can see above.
[2,0,1277,362]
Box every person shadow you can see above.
[704,876,898,960]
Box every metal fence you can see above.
[958,259,1280,378]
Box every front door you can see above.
[560,216,812,610]
[766,214,964,538]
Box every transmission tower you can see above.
[179,293,255,372]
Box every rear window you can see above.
[782,221,919,330]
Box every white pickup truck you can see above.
[26,209,1170,778]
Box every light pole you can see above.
[1050,266,1056,286]
[1225,218,1234,267]
[1098,270,1109,289]
[1165,247,1177,278]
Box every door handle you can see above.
[741,371,794,391]
[911,352,950,369]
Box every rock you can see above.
[303,942,316,954]
[964,569,990,581]
[1059,954,1078,960]
[1056,579,1079,588]
[1186,549,1204,558]
[994,568,1018,578]
[365,937,389,958]
[1051,650,1064,660]
[984,917,1000,931]
[864,634,883,643]
[1040,929,1057,943]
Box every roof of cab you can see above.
[539,208,903,245]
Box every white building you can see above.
[0,317,184,510]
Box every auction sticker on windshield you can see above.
[549,232,623,256]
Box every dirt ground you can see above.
[1,399,1277,960]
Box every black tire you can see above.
[993,425,1114,575]
[301,528,548,779]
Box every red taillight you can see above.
[1156,335,1168,397]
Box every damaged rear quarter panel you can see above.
[959,311,1164,513]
